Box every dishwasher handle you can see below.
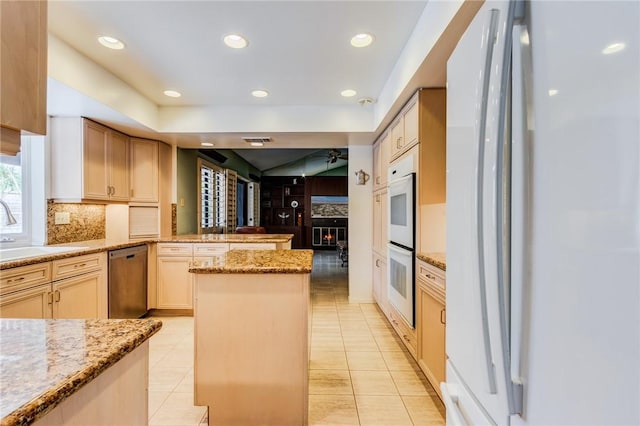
[109,245,147,260]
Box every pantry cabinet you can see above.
[50,117,130,202]
[0,0,47,154]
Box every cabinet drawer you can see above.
[0,262,51,296]
[193,243,228,256]
[417,260,445,289]
[157,243,193,257]
[52,252,105,281]
[229,243,277,250]
[389,306,417,358]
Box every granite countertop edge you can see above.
[416,252,446,271]
[0,234,295,270]
[189,266,313,274]
[1,319,162,426]
[189,249,314,275]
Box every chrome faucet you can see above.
[0,199,17,226]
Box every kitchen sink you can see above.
[0,246,88,262]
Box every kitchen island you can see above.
[189,249,313,425]
[0,318,162,426]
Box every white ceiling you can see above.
[48,1,427,108]
[45,0,476,171]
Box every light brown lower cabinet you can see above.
[0,253,107,319]
[156,256,193,309]
[417,278,446,399]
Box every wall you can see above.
[176,149,198,235]
[47,202,105,244]
[347,145,373,303]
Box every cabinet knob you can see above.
[54,290,61,302]
[440,308,446,325]
[47,292,54,305]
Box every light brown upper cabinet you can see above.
[0,0,48,155]
[373,131,390,191]
[50,117,130,202]
[390,96,419,161]
[130,138,159,203]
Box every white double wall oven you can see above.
[387,152,417,328]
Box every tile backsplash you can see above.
[47,201,106,244]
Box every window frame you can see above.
[197,158,226,234]
[0,141,31,247]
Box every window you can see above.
[0,143,30,246]
[198,159,226,233]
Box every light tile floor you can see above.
[147,250,444,425]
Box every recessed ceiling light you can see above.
[164,90,181,98]
[548,89,559,96]
[602,42,625,55]
[250,142,264,147]
[201,142,214,147]
[252,90,269,98]
[350,33,374,48]
[224,34,249,49]
[341,89,357,98]
[98,36,125,50]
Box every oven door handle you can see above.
[388,172,414,189]
[387,243,413,256]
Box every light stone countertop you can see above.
[416,252,446,271]
[0,318,162,426]
[189,249,314,274]
[0,234,294,270]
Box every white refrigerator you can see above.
[443,0,639,425]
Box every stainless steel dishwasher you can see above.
[108,245,148,318]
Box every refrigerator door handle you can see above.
[441,383,468,426]
[506,7,531,416]
[475,6,501,395]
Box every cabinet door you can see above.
[157,257,193,309]
[130,138,159,202]
[403,100,419,150]
[390,118,403,158]
[373,141,381,190]
[83,120,110,200]
[0,284,51,319]
[380,132,391,187]
[373,189,388,254]
[418,283,446,396]
[53,270,103,319]
[109,131,130,201]
[0,0,47,138]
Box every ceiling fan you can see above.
[327,149,349,164]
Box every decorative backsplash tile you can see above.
[171,203,177,236]
[47,201,106,244]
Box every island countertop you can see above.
[189,249,314,274]
[0,318,162,426]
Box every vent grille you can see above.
[242,137,272,144]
